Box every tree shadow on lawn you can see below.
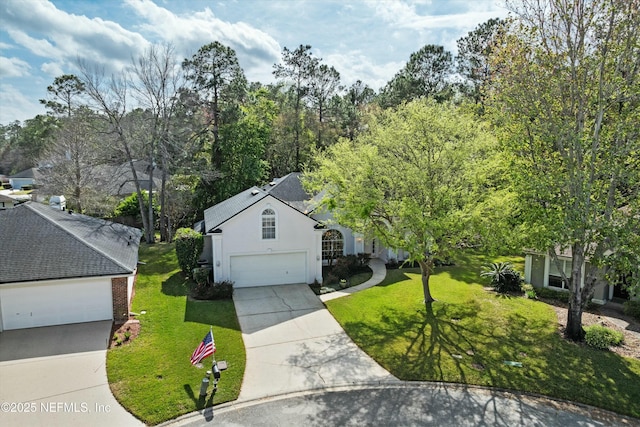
[437,264,487,286]
[376,269,416,287]
[162,271,191,296]
[184,298,240,331]
[340,303,640,417]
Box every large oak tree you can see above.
[490,0,640,340]
[304,99,505,306]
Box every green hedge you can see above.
[623,300,640,322]
[535,287,570,303]
[191,281,234,300]
[174,227,203,279]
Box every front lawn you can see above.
[107,243,245,425]
[326,252,640,418]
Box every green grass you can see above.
[106,243,245,425]
[326,252,640,418]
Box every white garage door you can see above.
[230,252,307,287]
[0,279,113,330]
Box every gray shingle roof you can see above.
[203,187,269,232]
[10,168,41,179]
[202,180,322,233]
[263,173,311,202]
[263,173,325,214]
[0,202,142,284]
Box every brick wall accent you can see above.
[111,277,129,323]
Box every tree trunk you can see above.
[122,142,151,243]
[566,297,585,341]
[147,158,155,244]
[565,243,586,341]
[418,259,435,306]
[159,160,168,242]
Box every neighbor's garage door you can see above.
[230,252,307,287]
[0,279,112,330]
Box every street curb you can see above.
[159,380,639,427]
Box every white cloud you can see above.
[369,0,508,37]
[325,51,403,92]
[7,29,65,60]
[41,61,65,77]
[123,0,281,81]
[0,83,43,123]
[1,0,150,72]
[0,56,31,77]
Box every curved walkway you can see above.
[319,258,387,302]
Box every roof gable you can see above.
[0,202,142,284]
[203,186,318,233]
[10,168,40,179]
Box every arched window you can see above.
[322,229,344,260]
[261,208,276,239]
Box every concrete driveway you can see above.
[0,321,143,426]
[233,284,397,401]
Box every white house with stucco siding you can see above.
[200,185,324,288]
[199,173,408,288]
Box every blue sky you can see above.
[0,0,509,124]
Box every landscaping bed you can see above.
[551,305,640,360]
[109,320,141,349]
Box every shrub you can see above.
[331,257,351,280]
[113,191,159,218]
[192,267,211,286]
[623,300,640,322]
[481,262,523,293]
[522,283,537,299]
[175,228,203,279]
[434,258,455,267]
[356,253,371,268]
[191,280,234,300]
[584,325,624,350]
[536,287,570,303]
[386,258,399,269]
[323,273,339,286]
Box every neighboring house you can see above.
[524,247,631,304]
[0,202,142,331]
[9,167,44,190]
[199,173,407,288]
[93,161,163,197]
[0,191,31,209]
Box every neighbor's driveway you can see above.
[0,321,143,427]
[233,284,397,401]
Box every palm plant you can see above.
[481,262,522,293]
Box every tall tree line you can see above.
[1,22,507,242]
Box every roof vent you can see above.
[251,189,260,196]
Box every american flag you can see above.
[190,330,216,365]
